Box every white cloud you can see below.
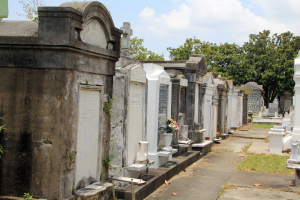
[136,0,298,46]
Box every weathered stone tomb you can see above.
[0,1,122,199]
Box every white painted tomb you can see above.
[287,52,300,185]
[212,88,219,139]
[226,80,234,133]
[143,63,176,169]
[238,91,244,127]
[203,72,216,140]
[230,87,240,129]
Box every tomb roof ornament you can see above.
[60,1,122,43]
[121,22,133,49]
[186,54,207,74]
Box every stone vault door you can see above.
[75,85,103,189]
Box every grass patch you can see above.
[254,124,273,128]
[238,153,294,175]
[242,143,252,153]
[218,183,237,198]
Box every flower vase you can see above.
[162,132,173,151]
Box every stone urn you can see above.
[163,132,173,151]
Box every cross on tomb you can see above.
[121,22,133,49]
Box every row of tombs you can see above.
[0,1,247,199]
[110,58,249,183]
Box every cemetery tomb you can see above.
[238,91,243,127]
[110,63,148,182]
[203,72,216,140]
[212,90,219,139]
[142,55,209,149]
[0,1,122,199]
[243,82,263,113]
[214,75,228,134]
[230,86,240,129]
[165,69,189,155]
[280,91,293,113]
[226,80,234,133]
[243,93,248,125]
[143,63,175,169]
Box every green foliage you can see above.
[103,97,114,114]
[237,85,254,95]
[100,173,106,181]
[102,154,115,170]
[168,31,300,108]
[130,37,164,61]
[243,30,300,107]
[66,152,76,165]
[18,0,44,22]
[19,193,33,200]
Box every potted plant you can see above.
[162,117,179,151]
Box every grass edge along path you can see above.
[237,153,294,175]
[254,124,273,129]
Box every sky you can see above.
[5,0,300,60]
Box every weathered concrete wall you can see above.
[0,67,112,199]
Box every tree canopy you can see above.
[167,31,300,107]
[130,37,165,61]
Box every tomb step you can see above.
[127,164,146,172]
[158,151,172,157]
[114,150,205,200]
[74,182,113,200]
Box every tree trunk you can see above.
[264,87,269,108]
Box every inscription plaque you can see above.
[158,85,169,149]
[75,87,101,188]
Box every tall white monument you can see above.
[287,51,300,185]
[144,63,176,169]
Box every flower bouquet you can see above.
[162,117,179,151]
[164,117,179,133]
[216,132,221,139]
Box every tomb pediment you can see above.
[186,54,207,74]
[59,1,122,50]
[81,19,107,49]
[130,64,146,83]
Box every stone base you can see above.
[114,150,204,200]
[172,144,189,157]
[252,116,282,124]
[64,182,112,200]
[287,159,300,169]
[192,141,213,154]
[148,151,172,169]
